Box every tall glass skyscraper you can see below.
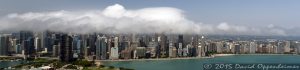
[96,36,107,60]
[0,35,8,55]
[59,34,74,62]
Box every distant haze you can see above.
[0,4,292,36]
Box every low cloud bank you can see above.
[0,4,288,36]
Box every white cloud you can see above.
[217,22,230,31]
[0,4,289,36]
[102,4,126,18]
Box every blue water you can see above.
[0,60,24,68]
[103,55,300,70]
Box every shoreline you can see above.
[220,53,299,56]
[98,54,299,62]
[96,56,213,62]
[0,59,23,62]
[0,54,298,62]
[213,53,299,57]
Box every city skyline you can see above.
[1,31,300,60]
[1,1,300,70]
[0,0,300,36]
[1,30,300,69]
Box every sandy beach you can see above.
[96,57,213,62]
[97,54,235,62]
[213,54,235,57]
[95,54,299,62]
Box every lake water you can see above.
[1,55,300,70]
[103,55,300,70]
[0,60,24,69]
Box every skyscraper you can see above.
[88,34,97,56]
[168,41,175,58]
[96,35,107,60]
[249,42,257,54]
[52,45,59,57]
[197,36,205,57]
[72,35,81,59]
[158,34,167,57]
[277,42,285,54]
[183,44,192,57]
[23,37,35,58]
[284,41,290,53]
[229,42,235,53]
[177,35,184,57]
[0,35,9,56]
[135,47,146,59]
[296,41,300,54]
[234,44,241,54]
[147,41,158,58]
[43,31,52,53]
[110,37,119,59]
[11,38,17,54]
[59,34,74,62]
[34,37,41,58]
[52,34,61,57]
[216,42,223,53]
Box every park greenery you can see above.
[0,57,23,61]
[10,58,134,70]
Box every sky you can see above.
[0,0,299,36]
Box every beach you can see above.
[96,57,212,62]
[97,54,299,62]
[96,54,239,62]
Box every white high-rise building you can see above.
[216,42,223,53]
[178,43,183,57]
[197,41,205,57]
[168,41,174,58]
[284,41,290,53]
[34,37,42,54]
[197,44,202,57]
[110,37,119,59]
[277,42,284,54]
[110,47,119,59]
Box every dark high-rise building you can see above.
[23,37,35,58]
[178,35,184,44]
[177,35,184,57]
[43,31,52,53]
[52,34,61,57]
[0,35,9,56]
[72,35,81,59]
[120,41,130,59]
[234,44,241,54]
[17,31,35,58]
[119,35,127,52]
[19,31,32,43]
[158,34,167,57]
[59,34,74,62]
[88,34,97,55]
[207,42,217,53]
[96,36,107,60]
[95,36,101,60]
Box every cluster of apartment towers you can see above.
[0,31,300,62]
